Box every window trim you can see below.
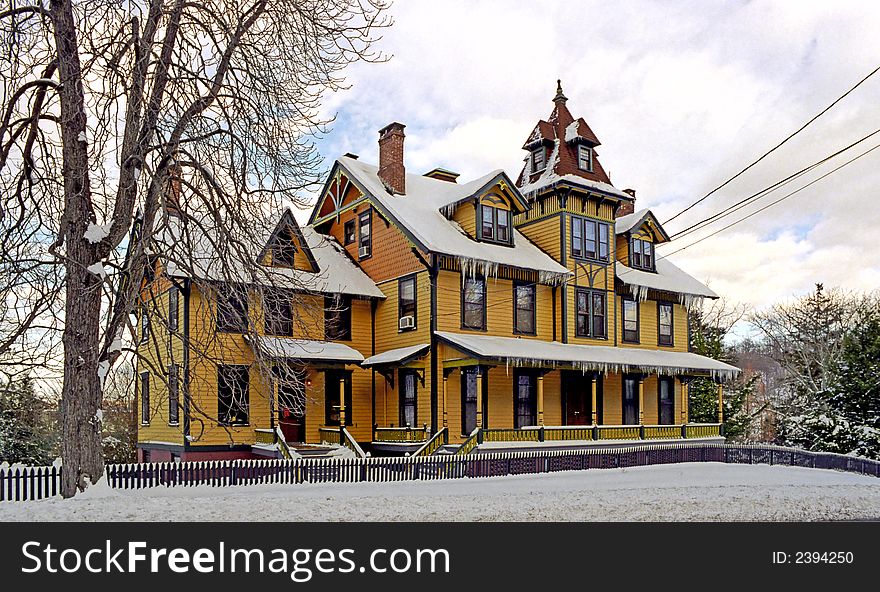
[343,219,356,246]
[168,286,179,332]
[218,364,250,427]
[622,297,640,343]
[140,372,150,425]
[140,305,150,343]
[216,291,249,334]
[658,301,674,347]
[531,147,546,173]
[264,289,294,337]
[461,276,487,331]
[574,288,607,339]
[357,209,372,260]
[324,294,352,341]
[398,274,418,332]
[578,145,593,172]
[168,363,179,426]
[570,216,610,262]
[512,281,537,335]
[630,237,655,271]
[478,203,513,246]
[399,369,418,427]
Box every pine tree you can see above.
[0,377,58,465]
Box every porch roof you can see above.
[435,331,740,380]
[245,335,364,364]
[361,343,430,368]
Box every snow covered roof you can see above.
[246,335,364,363]
[361,343,430,367]
[615,260,719,305]
[155,211,384,299]
[436,331,739,380]
[331,156,571,282]
[614,208,670,242]
[519,169,632,200]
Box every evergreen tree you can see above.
[0,377,58,465]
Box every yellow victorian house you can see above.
[136,82,738,461]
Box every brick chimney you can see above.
[618,188,636,216]
[378,122,406,194]
[165,162,182,216]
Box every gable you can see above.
[261,210,319,272]
[311,166,365,224]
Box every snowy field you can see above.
[2,463,878,522]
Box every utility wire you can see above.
[663,64,880,225]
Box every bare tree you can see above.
[0,0,389,496]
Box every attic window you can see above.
[578,145,593,172]
[343,220,356,245]
[479,205,511,245]
[273,226,298,267]
[530,147,546,173]
[631,238,654,271]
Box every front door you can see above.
[399,370,417,427]
[276,368,305,443]
[514,371,536,428]
[562,371,592,425]
[623,376,639,425]
[659,377,674,425]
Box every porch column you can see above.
[680,378,689,424]
[637,376,645,424]
[717,382,724,424]
[442,374,449,428]
[537,374,545,426]
[475,366,483,429]
[590,374,598,425]
[339,378,347,427]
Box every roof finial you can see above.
[554,79,567,103]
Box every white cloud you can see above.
[312,0,880,310]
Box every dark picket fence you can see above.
[2,443,879,502]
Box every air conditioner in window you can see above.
[399,315,415,330]
[358,245,370,258]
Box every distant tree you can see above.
[688,299,754,441]
[0,376,58,465]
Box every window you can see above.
[358,210,371,258]
[530,147,546,173]
[462,277,486,330]
[218,365,249,426]
[575,289,606,338]
[264,290,293,336]
[168,364,179,425]
[140,372,150,424]
[273,226,298,267]
[343,220,356,245]
[659,377,674,425]
[398,275,417,330]
[324,370,352,426]
[461,367,487,434]
[571,217,609,261]
[514,372,536,428]
[399,370,418,427]
[578,145,593,172]
[658,302,674,346]
[479,205,512,244]
[216,291,248,333]
[631,238,654,270]
[140,305,150,343]
[622,298,639,343]
[168,287,179,332]
[513,282,536,334]
[623,376,639,425]
[325,294,352,341]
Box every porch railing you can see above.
[373,425,429,443]
[254,428,275,445]
[253,427,294,459]
[412,427,449,457]
[317,426,366,459]
[456,428,482,455]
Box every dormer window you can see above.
[631,238,654,270]
[578,145,593,172]
[479,205,512,245]
[273,226,298,267]
[571,217,609,262]
[530,147,546,173]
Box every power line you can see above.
[663,64,880,225]
[670,126,880,241]
[661,141,880,257]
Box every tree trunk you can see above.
[51,0,104,497]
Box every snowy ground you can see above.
[2,463,878,522]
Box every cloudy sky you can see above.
[307,0,880,316]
